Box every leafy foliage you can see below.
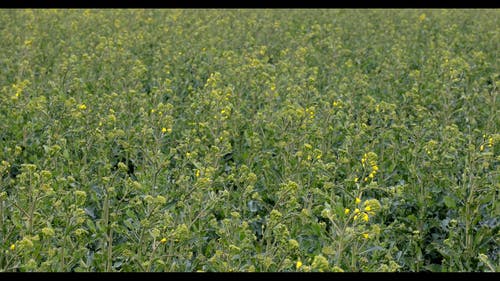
[0,9,498,272]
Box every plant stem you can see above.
[107,228,113,271]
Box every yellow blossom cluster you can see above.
[346,197,381,224]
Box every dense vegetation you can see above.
[0,9,498,272]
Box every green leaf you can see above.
[423,263,442,272]
[63,149,70,160]
[86,220,96,233]
[125,209,137,221]
[443,196,456,209]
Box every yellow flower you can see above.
[355,197,361,204]
[362,213,369,222]
[354,208,360,214]
[363,199,382,215]
[419,13,426,21]
[362,233,369,239]
[160,238,167,244]
[488,137,493,147]
[344,208,350,215]
[195,170,200,177]
[480,145,484,151]
[10,244,15,251]
[79,104,87,110]
[296,260,303,270]
[354,177,359,183]
[161,127,167,133]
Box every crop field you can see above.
[0,9,498,272]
